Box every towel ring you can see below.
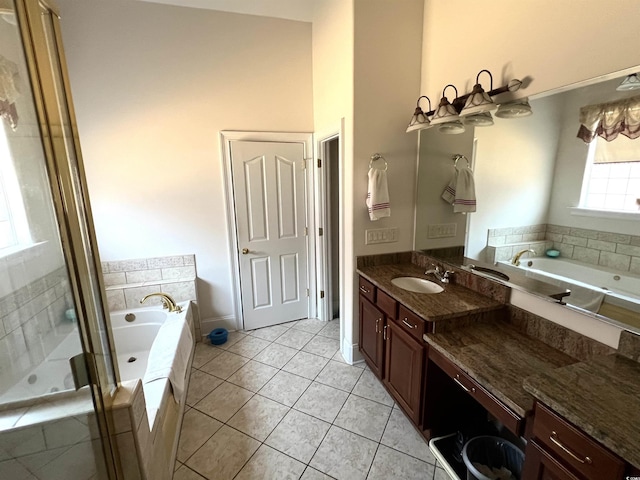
[369,153,388,171]
[453,154,469,169]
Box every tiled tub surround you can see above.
[102,254,201,340]
[0,393,107,480]
[110,301,195,480]
[486,223,640,274]
[0,243,75,400]
[0,302,195,480]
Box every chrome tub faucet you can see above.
[140,292,182,313]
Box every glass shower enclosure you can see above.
[1,0,118,478]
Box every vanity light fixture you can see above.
[406,73,526,134]
[495,98,533,118]
[430,85,466,134]
[616,73,640,91]
[460,70,497,126]
[406,95,432,132]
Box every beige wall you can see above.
[350,0,423,356]
[421,0,640,99]
[57,0,314,326]
[311,0,355,355]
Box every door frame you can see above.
[220,131,314,329]
[314,127,342,322]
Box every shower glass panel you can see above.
[0,1,116,479]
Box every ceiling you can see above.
[134,0,315,22]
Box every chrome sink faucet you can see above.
[425,264,455,284]
[140,292,182,313]
[511,249,536,266]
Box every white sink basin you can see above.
[391,277,444,294]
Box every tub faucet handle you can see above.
[140,292,182,313]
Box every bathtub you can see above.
[0,302,193,428]
[498,257,640,315]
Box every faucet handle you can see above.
[442,270,455,283]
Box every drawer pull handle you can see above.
[383,325,388,340]
[402,318,417,329]
[453,374,476,393]
[375,318,380,333]
[549,432,593,465]
[360,285,370,294]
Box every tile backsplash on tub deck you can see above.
[102,254,201,340]
[485,224,640,274]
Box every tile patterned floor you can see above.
[174,318,449,480]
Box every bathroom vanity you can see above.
[357,252,640,480]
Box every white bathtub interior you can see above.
[498,257,640,315]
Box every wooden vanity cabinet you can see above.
[383,320,424,423]
[358,275,426,424]
[522,402,626,480]
[358,293,385,378]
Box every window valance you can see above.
[577,94,640,143]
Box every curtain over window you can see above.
[577,94,640,144]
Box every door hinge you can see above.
[304,227,308,236]
[317,158,322,168]
[318,227,323,236]
[320,290,325,299]
[306,288,309,297]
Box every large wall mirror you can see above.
[415,68,640,333]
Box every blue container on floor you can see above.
[208,328,228,345]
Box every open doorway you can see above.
[316,133,341,323]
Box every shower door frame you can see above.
[14,0,120,478]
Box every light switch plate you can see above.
[428,223,457,238]
[365,227,399,244]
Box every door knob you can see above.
[242,248,250,255]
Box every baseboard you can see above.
[341,338,364,366]
[199,315,238,338]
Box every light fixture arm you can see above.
[476,69,493,90]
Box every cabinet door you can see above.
[359,295,384,378]
[523,439,582,480]
[384,320,424,423]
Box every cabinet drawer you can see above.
[358,276,375,303]
[533,403,625,480]
[376,289,397,320]
[396,305,426,342]
[429,348,523,435]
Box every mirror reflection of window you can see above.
[580,135,640,212]
[0,120,31,252]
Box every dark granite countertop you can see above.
[357,263,503,321]
[524,354,640,469]
[423,320,578,417]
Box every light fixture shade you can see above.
[463,111,494,126]
[430,98,459,125]
[438,121,466,134]
[495,98,533,118]
[406,106,431,132]
[460,83,497,116]
[617,73,640,91]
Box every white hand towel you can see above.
[441,170,458,205]
[366,168,391,220]
[453,166,476,213]
[143,317,193,404]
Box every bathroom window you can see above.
[579,135,640,213]
[0,121,31,252]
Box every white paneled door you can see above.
[230,141,309,330]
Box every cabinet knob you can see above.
[360,285,370,294]
[383,325,388,340]
[375,318,380,333]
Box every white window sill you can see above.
[0,241,47,261]
[569,207,640,221]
